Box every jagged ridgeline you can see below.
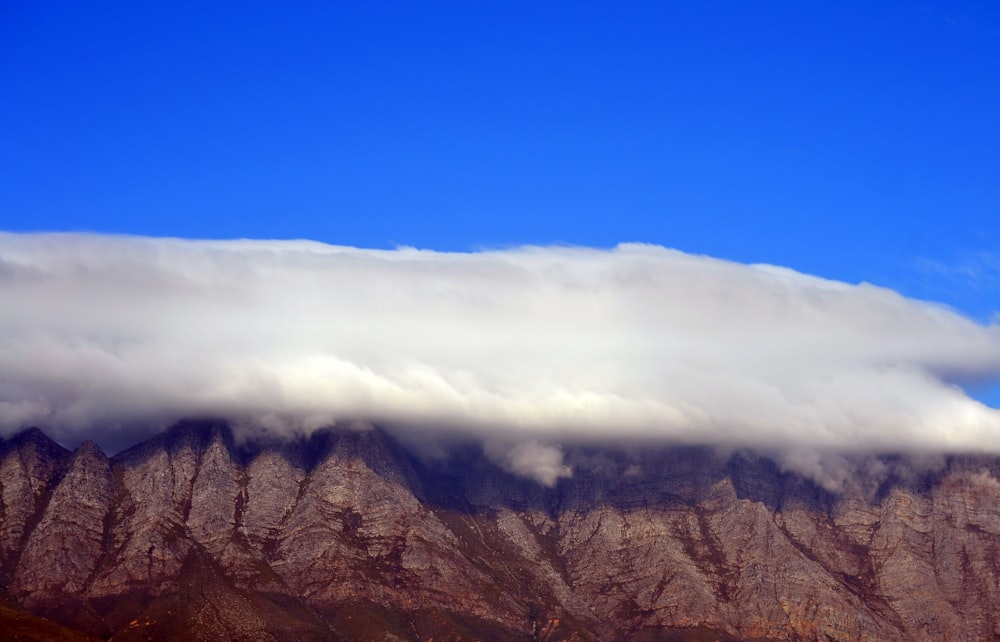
[2,421,1000,641]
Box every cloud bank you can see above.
[2,232,1000,484]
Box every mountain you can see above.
[2,422,1000,641]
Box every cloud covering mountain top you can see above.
[2,233,1000,485]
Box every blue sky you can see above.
[1,1,998,319]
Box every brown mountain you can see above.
[1,421,999,641]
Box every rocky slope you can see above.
[2,422,1000,641]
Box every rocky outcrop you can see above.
[0,428,72,577]
[1,423,1000,641]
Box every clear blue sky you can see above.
[2,1,998,319]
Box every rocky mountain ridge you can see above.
[2,422,1000,641]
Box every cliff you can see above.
[2,422,999,641]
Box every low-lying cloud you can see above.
[2,232,1000,485]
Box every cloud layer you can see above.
[3,233,1000,483]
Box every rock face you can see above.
[2,422,1000,641]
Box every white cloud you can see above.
[485,440,572,487]
[2,232,1000,484]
